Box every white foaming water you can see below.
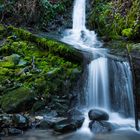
[61,0,137,133]
[77,111,93,137]
[87,58,110,110]
[61,0,102,49]
[73,0,86,30]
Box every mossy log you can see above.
[7,26,84,65]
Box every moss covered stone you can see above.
[0,25,83,114]
[0,87,35,113]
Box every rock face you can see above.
[88,109,109,121]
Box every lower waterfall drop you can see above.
[87,57,110,110]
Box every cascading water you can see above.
[62,0,101,49]
[61,0,136,133]
[87,57,110,110]
[73,0,86,30]
[109,60,135,117]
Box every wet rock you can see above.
[12,114,29,129]
[0,113,29,136]
[88,109,109,121]
[0,114,13,130]
[37,117,66,129]
[0,114,29,128]
[54,119,77,133]
[37,120,50,129]
[89,121,113,134]
[7,128,23,135]
[68,108,83,117]
[71,116,85,128]
[54,116,85,133]
[1,127,23,136]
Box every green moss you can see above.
[7,26,83,64]
[0,24,5,32]
[0,54,20,68]
[0,67,10,75]
[88,0,140,40]
[0,25,82,113]
[127,43,140,53]
[122,28,133,38]
[0,87,35,113]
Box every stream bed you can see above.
[2,129,140,140]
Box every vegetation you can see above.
[88,0,140,40]
[0,25,82,114]
[0,0,72,30]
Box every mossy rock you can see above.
[0,54,20,68]
[0,25,83,114]
[0,87,35,113]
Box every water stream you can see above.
[61,0,136,133]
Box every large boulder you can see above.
[54,116,85,133]
[37,109,84,131]
[0,87,35,113]
[37,117,66,129]
[89,121,115,134]
[88,109,109,121]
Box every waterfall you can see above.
[109,60,134,117]
[87,58,110,110]
[61,0,135,130]
[61,0,101,48]
[73,0,86,30]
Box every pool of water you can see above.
[1,129,140,140]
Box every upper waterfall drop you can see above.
[73,0,86,31]
[61,0,102,48]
